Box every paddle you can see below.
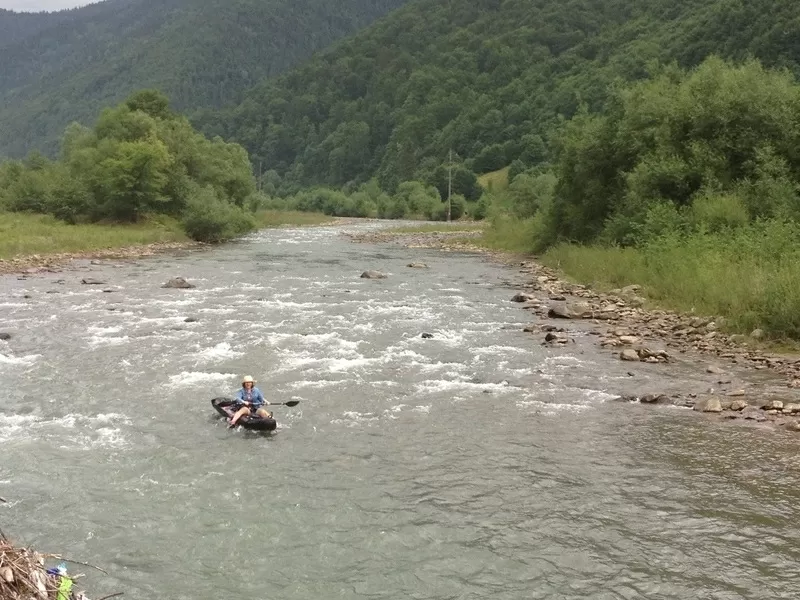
[236,399,300,408]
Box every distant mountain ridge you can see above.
[0,0,410,158]
[198,0,800,193]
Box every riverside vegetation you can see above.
[482,57,800,343]
[0,89,337,257]
[5,0,800,343]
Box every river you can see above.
[1,222,800,599]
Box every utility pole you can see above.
[447,148,452,222]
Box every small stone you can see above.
[729,399,748,411]
[162,277,196,288]
[706,366,725,374]
[511,292,533,302]
[726,390,746,397]
[360,270,387,279]
[81,278,106,285]
[618,335,640,345]
[766,400,784,411]
[693,397,723,413]
[0,333,10,341]
[184,317,199,323]
[407,262,428,268]
[421,332,434,339]
[620,348,640,362]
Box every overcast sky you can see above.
[0,0,97,11]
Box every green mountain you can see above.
[202,0,800,193]
[0,0,409,158]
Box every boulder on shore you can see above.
[162,277,196,289]
[547,301,593,319]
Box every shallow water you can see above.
[2,222,800,599]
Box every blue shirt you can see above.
[236,386,265,407]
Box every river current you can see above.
[1,222,800,599]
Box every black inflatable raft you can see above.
[211,397,277,431]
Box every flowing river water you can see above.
[2,222,800,599]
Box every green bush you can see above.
[181,186,256,242]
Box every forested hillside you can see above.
[0,0,409,158]
[0,7,74,48]
[201,0,800,194]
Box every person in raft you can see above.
[228,375,272,427]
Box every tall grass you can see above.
[477,167,510,193]
[0,212,186,259]
[541,221,800,339]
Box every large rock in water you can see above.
[360,270,387,279]
[0,333,10,341]
[693,397,723,413]
[407,262,428,269]
[162,277,196,289]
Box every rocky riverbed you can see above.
[344,226,800,434]
[0,241,204,276]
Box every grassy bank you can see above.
[381,222,486,234]
[482,217,800,341]
[0,213,188,260]
[0,210,335,261]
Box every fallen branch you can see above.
[95,593,124,600]
[46,555,108,575]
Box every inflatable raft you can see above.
[211,397,277,431]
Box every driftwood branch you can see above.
[95,593,124,600]
[46,554,109,575]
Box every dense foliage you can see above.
[0,0,409,158]
[201,0,800,194]
[545,57,800,245]
[487,56,800,339]
[0,90,258,242]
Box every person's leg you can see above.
[255,408,272,419]
[229,406,251,426]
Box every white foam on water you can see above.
[166,371,239,388]
[514,398,591,414]
[287,379,346,389]
[198,307,237,314]
[413,405,431,414]
[471,344,529,357]
[88,335,130,348]
[0,353,41,366]
[87,325,124,336]
[413,379,519,396]
[0,412,131,446]
[195,342,243,362]
[327,356,380,373]
[330,410,382,427]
